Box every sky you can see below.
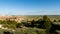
[0,0,60,15]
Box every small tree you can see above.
[53,19,57,22]
[43,15,52,34]
[16,23,23,28]
[58,20,60,22]
[4,31,13,34]
[30,19,35,27]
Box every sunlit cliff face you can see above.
[0,16,12,20]
[0,16,26,22]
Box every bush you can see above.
[30,19,35,27]
[4,31,13,34]
[16,23,23,28]
[53,19,57,22]
[42,15,52,29]
[58,20,60,22]
[42,15,52,34]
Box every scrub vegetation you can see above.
[0,15,60,34]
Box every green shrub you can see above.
[43,15,52,34]
[58,20,60,22]
[53,19,57,22]
[16,23,23,28]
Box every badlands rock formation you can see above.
[0,16,26,22]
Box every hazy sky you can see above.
[0,0,60,15]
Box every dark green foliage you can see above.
[53,19,57,22]
[21,21,30,27]
[30,19,35,27]
[42,15,52,34]
[4,31,13,34]
[43,15,52,29]
[58,20,60,22]
[16,23,23,28]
